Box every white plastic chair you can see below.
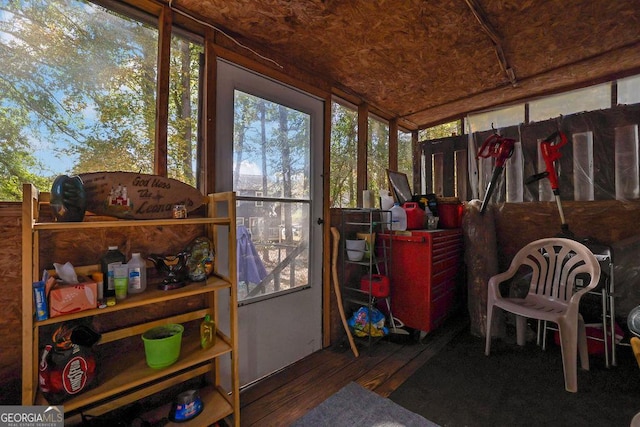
[485,237,601,392]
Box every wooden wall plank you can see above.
[154,4,171,176]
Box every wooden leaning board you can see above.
[79,172,207,219]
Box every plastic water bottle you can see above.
[390,203,407,231]
[127,252,147,294]
[100,246,126,300]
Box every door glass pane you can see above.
[237,200,309,300]
[233,90,310,302]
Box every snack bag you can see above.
[348,306,389,337]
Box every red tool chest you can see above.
[378,229,464,333]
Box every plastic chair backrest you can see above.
[509,238,600,303]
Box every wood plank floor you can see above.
[238,315,468,426]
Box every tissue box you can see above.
[49,278,98,318]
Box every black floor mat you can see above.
[390,330,640,427]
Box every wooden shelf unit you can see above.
[21,183,240,426]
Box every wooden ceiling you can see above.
[173,0,640,130]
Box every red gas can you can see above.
[436,198,463,228]
[402,202,425,230]
[360,274,390,298]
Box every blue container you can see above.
[33,281,48,321]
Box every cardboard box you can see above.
[49,278,98,318]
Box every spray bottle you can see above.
[200,314,216,349]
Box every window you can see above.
[368,115,389,196]
[529,84,610,123]
[419,120,462,140]
[167,32,203,187]
[329,100,358,207]
[465,105,524,133]
[618,75,640,105]
[420,75,640,206]
[398,130,414,190]
[0,0,202,201]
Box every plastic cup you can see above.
[114,265,129,300]
[428,216,439,230]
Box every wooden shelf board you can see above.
[33,217,231,230]
[65,364,212,420]
[149,385,234,427]
[66,383,234,427]
[35,278,230,326]
[99,309,210,344]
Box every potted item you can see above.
[345,239,366,261]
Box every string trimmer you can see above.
[525,131,572,236]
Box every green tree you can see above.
[420,120,462,141]
[0,107,49,199]
[0,0,201,200]
[398,130,414,190]
[368,116,389,197]
[167,38,202,186]
[64,4,158,174]
[329,102,357,208]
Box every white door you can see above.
[216,59,323,386]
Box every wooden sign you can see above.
[79,172,206,219]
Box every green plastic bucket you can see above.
[142,324,184,369]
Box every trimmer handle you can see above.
[476,133,516,167]
[539,131,568,192]
[524,171,549,185]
